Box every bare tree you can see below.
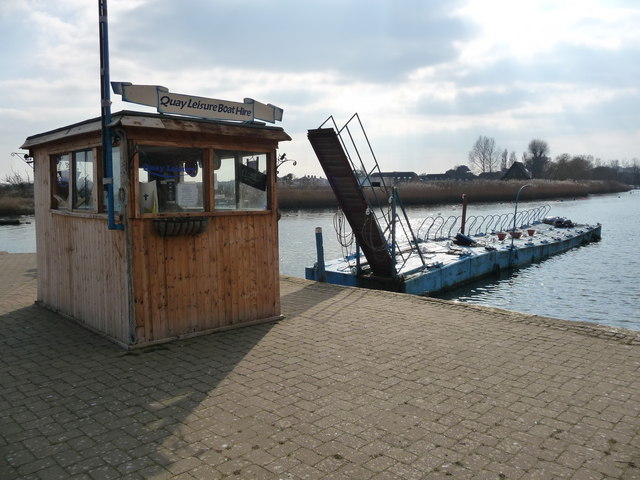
[508,151,517,167]
[525,139,551,178]
[468,136,499,173]
[630,159,640,185]
[548,153,571,180]
[3,168,31,186]
[528,139,549,159]
[500,149,508,171]
[570,155,593,180]
[2,168,33,196]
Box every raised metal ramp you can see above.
[308,127,395,277]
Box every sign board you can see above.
[239,164,267,191]
[111,82,283,124]
[158,92,252,121]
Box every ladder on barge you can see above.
[307,114,425,278]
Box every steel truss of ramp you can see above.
[307,114,425,278]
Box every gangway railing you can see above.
[317,114,425,274]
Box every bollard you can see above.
[460,194,468,235]
[315,227,327,282]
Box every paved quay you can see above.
[1,253,639,479]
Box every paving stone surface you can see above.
[1,253,639,479]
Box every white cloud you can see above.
[455,0,640,61]
[1,0,639,182]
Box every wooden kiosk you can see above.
[22,99,291,348]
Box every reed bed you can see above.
[277,179,629,209]
[0,195,34,216]
[0,180,628,214]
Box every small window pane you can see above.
[238,153,267,210]
[138,145,204,214]
[73,150,94,210]
[53,154,70,209]
[214,150,268,211]
[214,151,237,210]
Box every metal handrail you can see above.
[416,205,552,241]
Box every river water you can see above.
[2,192,638,330]
[279,191,639,331]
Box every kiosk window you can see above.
[214,150,268,211]
[137,145,204,214]
[73,150,94,210]
[53,154,70,209]
[51,149,95,211]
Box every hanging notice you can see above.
[176,182,198,207]
[239,164,267,191]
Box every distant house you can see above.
[420,165,475,182]
[502,161,532,181]
[362,171,419,186]
[419,173,450,181]
[478,171,503,180]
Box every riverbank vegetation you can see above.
[277,179,630,209]
[0,171,34,216]
[0,176,630,215]
[279,136,637,209]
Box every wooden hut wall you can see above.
[129,213,280,344]
[124,123,283,345]
[33,145,130,344]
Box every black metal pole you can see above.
[460,193,468,234]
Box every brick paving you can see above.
[1,252,639,479]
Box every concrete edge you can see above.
[280,276,640,345]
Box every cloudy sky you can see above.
[1,0,639,181]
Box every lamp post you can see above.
[510,183,533,254]
[276,153,297,175]
[11,152,33,170]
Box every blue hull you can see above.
[305,224,602,296]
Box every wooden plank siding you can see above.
[33,150,130,344]
[129,213,280,344]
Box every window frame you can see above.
[213,149,270,212]
[133,142,274,218]
[72,149,96,211]
[135,144,208,216]
[50,147,101,213]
